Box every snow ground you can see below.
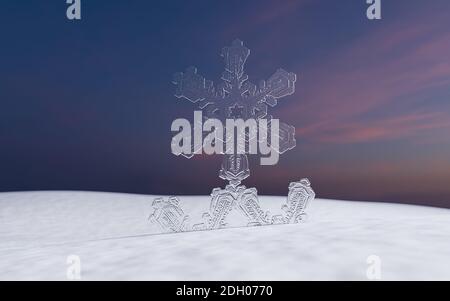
[0,191,449,280]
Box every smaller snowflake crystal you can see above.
[148,197,190,232]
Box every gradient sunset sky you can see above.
[1,0,450,207]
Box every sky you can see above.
[1,0,450,207]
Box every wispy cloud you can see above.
[299,111,450,144]
[287,8,450,144]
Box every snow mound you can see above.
[1,191,449,280]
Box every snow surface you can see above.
[1,191,450,280]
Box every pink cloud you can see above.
[300,112,450,144]
[285,10,450,144]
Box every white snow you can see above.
[0,191,449,280]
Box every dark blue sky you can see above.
[1,1,450,207]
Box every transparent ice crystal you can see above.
[172,39,297,157]
[173,39,297,123]
[148,40,315,233]
[272,179,315,224]
[193,184,270,231]
[148,178,315,233]
[148,197,190,233]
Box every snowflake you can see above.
[172,39,297,155]
[173,39,296,121]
